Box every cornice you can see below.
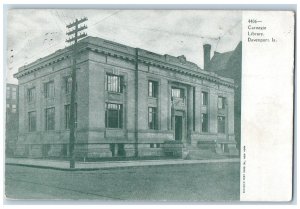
[14,37,235,88]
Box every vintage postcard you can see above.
[4,9,294,202]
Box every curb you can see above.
[6,158,240,171]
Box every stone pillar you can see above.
[18,85,26,133]
[194,86,202,133]
[227,93,235,140]
[88,62,105,142]
[209,89,218,134]
[168,81,173,131]
[160,79,169,131]
[187,86,194,144]
[137,72,148,130]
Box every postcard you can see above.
[4,9,294,202]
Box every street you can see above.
[5,162,240,201]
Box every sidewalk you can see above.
[6,157,240,171]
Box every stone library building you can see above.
[13,36,238,159]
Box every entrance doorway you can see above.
[175,116,183,141]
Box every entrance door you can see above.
[175,116,183,141]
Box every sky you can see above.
[6,10,242,84]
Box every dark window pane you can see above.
[202,91,208,106]
[27,87,35,102]
[45,107,55,130]
[12,88,17,99]
[106,74,123,93]
[65,104,77,129]
[218,97,226,109]
[218,116,225,133]
[201,113,208,132]
[44,81,54,98]
[148,81,158,97]
[148,107,158,130]
[105,103,123,128]
[28,111,36,132]
[65,105,70,129]
[172,88,184,98]
[7,87,10,99]
[148,81,153,97]
[65,77,72,94]
[12,105,17,113]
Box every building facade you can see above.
[6,83,19,157]
[13,36,238,159]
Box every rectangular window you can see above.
[202,91,208,106]
[201,113,208,132]
[6,87,10,99]
[45,107,55,130]
[218,96,226,109]
[28,111,36,132]
[106,74,123,93]
[12,87,17,99]
[44,81,54,98]
[65,76,77,94]
[65,77,72,94]
[148,107,158,130]
[218,116,226,134]
[65,103,77,129]
[27,87,35,102]
[105,103,123,128]
[171,88,184,98]
[12,104,17,113]
[148,80,158,97]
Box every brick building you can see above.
[6,83,19,156]
[13,36,238,159]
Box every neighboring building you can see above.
[13,36,238,159]
[6,83,19,157]
[207,42,242,150]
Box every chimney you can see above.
[203,44,211,70]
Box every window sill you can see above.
[107,91,123,95]
[148,129,159,132]
[200,132,210,135]
[45,130,55,132]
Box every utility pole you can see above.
[66,17,88,168]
